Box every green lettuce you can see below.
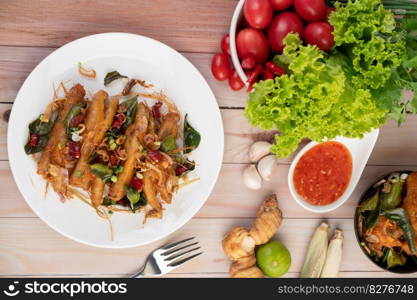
[244,34,386,157]
[330,0,406,90]
[329,0,416,124]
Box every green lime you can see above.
[256,240,291,278]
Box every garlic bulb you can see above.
[242,165,262,190]
[257,155,278,181]
[249,141,271,163]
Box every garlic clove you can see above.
[249,141,271,163]
[257,154,278,181]
[242,165,263,190]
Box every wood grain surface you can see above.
[0,0,416,278]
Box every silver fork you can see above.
[132,237,203,277]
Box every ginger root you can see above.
[250,195,283,245]
[222,194,282,278]
[222,227,256,261]
[229,255,263,278]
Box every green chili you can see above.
[381,208,416,254]
[381,174,406,210]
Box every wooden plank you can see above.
[0,47,245,106]
[3,104,417,164]
[0,104,9,160]
[0,0,237,51]
[1,161,416,218]
[0,218,394,276]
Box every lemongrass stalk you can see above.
[300,222,329,278]
[320,229,344,278]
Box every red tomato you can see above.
[211,53,231,81]
[304,22,335,51]
[221,34,231,55]
[269,0,293,11]
[236,28,270,63]
[294,0,326,22]
[326,7,336,21]
[228,69,245,91]
[268,12,304,53]
[241,55,256,70]
[244,0,273,29]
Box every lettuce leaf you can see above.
[244,34,386,157]
[330,0,406,90]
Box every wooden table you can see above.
[0,0,416,278]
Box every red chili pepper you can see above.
[112,113,125,129]
[118,199,128,206]
[131,177,144,191]
[68,141,81,159]
[148,150,163,161]
[262,69,275,80]
[241,55,256,70]
[29,133,40,147]
[152,102,163,119]
[265,62,286,76]
[70,114,84,128]
[246,64,264,92]
[109,151,118,166]
[176,165,188,176]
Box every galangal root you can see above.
[222,194,283,278]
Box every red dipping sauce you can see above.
[293,141,352,206]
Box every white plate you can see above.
[288,129,379,213]
[7,33,224,248]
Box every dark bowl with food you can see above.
[354,170,417,274]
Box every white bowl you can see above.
[288,129,379,213]
[8,33,224,248]
[229,0,248,85]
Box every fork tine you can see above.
[160,237,195,251]
[161,242,199,256]
[167,251,204,267]
[165,246,201,261]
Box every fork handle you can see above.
[131,260,147,278]
[131,267,145,278]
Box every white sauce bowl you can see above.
[288,129,380,213]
